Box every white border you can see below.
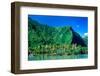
[20,6,95,70]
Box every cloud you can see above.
[84,33,88,36]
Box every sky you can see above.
[28,15,88,36]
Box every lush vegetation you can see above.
[28,17,88,60]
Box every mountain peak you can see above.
[28,18,87,47]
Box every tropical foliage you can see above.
[28,17,88,60]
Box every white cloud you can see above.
[84,33,88,36]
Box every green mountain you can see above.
[83,36,88,46]
[28,17,87,49]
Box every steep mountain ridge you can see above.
[28,17,87,48]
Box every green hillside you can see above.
[28,17,88,60]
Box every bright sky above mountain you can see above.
[28,15,88,36]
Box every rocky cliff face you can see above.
[70,27,87,46]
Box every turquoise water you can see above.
[28,54,88,61]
